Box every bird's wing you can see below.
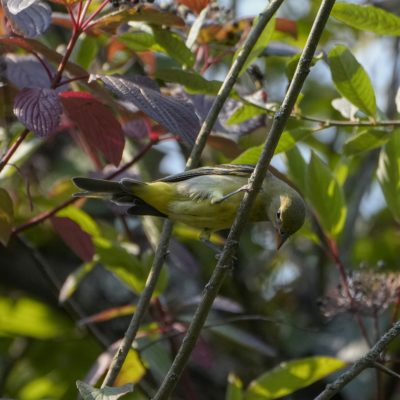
[159,164,255,183]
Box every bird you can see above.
[73,164,306,249]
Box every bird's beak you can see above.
[275,231,288,250]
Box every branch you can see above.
[314,320,400,400]
[12,140,155,236]
[152,1,337,399]
[0,129,29,174]
[100,0,286,388]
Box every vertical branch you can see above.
[153,1,337,399]
[100,0,286,388]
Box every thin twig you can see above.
[314,320,400,400]
[100,0,286,388]
[152,1,336,399]
[15,236,110,348]
[373,361,400,381]
[0,129,30,174]
[12,140,155,236]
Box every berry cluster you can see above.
[109,0,154,8]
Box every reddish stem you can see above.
[81,0,109,32]
[56,74,90,88]
[78,0,93,27]
[12,140,155,236]
[328,239,372,346]
[0,129,29,174]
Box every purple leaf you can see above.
[60,91,125,166]
[13,87,62,137]
[4,0,51,38]
[3,54,66,92]
[51,216,95,262]
[6,0,39,14]
[91,74,200,145]
[122,118,149,140]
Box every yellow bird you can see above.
[73,164,305,249]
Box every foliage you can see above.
[1,0,400,399]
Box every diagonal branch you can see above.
[100,0,286,388]
[152,0,337,399]
[314,320,400,400]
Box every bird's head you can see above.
[268,193,306,249]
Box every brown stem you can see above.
[328,239,372,347]
[0,129,29,174]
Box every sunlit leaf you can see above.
[186,6,209,48]
[6,0,39,14]
[155,68,221,95]
[88,4,184,34]
[332,3,400,35]
[0,296,72,338]
[226,373,243,400]
[79,304,136,325]
[73,34,99,70]
[152,26,194,67]
[76,381,133,400]
[0,188,14,246]
[115,349,146,386]
[4,0,51,38]
[13,87,62,137]
[306,153,347,237]
[227,103,265,125]
[377,129,400,222]
[56,206,100,237]
[245,356,346,399]
[231,129,312,165]
[343,129,390,155]
[234,17,275,76]
[328,45,376,117]
[59,262,96,302]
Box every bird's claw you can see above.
[211,184,251,204]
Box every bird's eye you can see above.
[280,230,286,237]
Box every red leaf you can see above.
[275,18,297,39]
[177,0,209,14]
[51,216,94,261]
[60,91,125,166]
[13,87,62,137]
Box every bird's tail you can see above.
[72,177,145,204]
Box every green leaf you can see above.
[74,34,99,69]
[285,53,322,82]
[59,261,96,303]
[94,238,146,293]
[93,239,168,295]
[56,206,100,237]
[306,153,347,237]
[0,297,72,339]
[76,381,133,400]
[343,129,390,155]
[332,3,400,36]
[245,356,346,400]
[231,129,312,165]
[226,373,243,400]
[234,18,275,76]
[0,188,13,246]
[155,68,221,95]
[119,31,160,52]
[152,27,194,67]
[186,6,209,49]
[285,147,307,193]
[377,129,400,222]
[328,45,376,117]
[227,103,266,125]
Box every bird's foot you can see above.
[211,184,251,204]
